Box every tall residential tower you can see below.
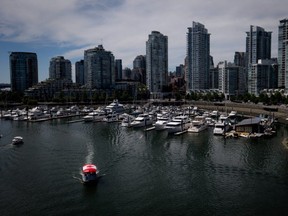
[278,19,288,89]
[49,56,72,81]
[75,60,85,86]
[186,21,210,91]
[9,52,38,92]
[115,59,122,81]
[246,25,272,95]
[246,26,271,65]
[146,31,168,98]
[84,45,115,89]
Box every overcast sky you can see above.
[0,0,287,83]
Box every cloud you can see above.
[0,0,287,81]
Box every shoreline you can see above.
[1,100,288,124]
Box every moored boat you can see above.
[213,115,231,135]
[213,121,231,135]
[12,136,24,145]
[104,99,125,114]
[154,113,171,131]
[102,112,119,123]
[82,164,99,184]
[130,113,153,128]
[188,115,208,133]
[83,109,106,122]
[165,115,191,134]
[121,114,135,127]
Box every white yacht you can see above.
[83,109,106,122]
[102,112,119,123]
[165,115,191,134]
[104,99,125,114]
[13,115,27,121]
[121,114,135,127]
[12,136,24,145]
[210,110,219,118]
[213,115,231,135]
[205,117,215,127]
[228,110,239,125]
[2,112,14,120]
[130,113,153,128]
[188,115,208,133]
[154,113,171,131]
[27,107,50,120]
[228,110,237,117]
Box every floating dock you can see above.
[29,114,85,122]
[174,130,188,135]
[144,126,155,131]
[67,119,84,124]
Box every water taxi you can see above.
[82,164,99,184]
[12,136,24,145]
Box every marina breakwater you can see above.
[190,101,288,123]
[148,100,288,123]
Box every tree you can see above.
[243,93,252,103]
[274,91,283,104]
[175,92,182,101]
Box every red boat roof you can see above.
[82,164,97,173]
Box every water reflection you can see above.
[1,118,288,215]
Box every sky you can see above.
[0,0,287,84]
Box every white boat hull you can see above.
[154,120,168,131]
[166,122,190,134]
[188,124,208,133]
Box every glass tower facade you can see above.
[186,21,210,91]
[278,19,288,89]
[115,59,122,81]
[246,25,272,94]
[84,45,115,89]
[49,56,72,81]
[146,31,168,95]
[75,60,85,86]
[9,52,38,92]
[246,26,271,65]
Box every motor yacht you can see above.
[188,115,208,133]
[104,99,125,114]
[83,110,106,122]
[213,115,231,135]
[130,113,153,128]
[205,117,215,127]
[228,110,239,125]
[102,112,119,123]
[121,114,135,127]
[165,115,191,134]
[12,136,24,145]
[210,110,220,119]
[154,113,171,131]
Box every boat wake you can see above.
[0,143,13,150]
[85,141,94,164]
[72,175,83,183]
[282,138,288,149]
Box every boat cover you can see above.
[82,164,97,173]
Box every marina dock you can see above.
[144,126,155,131]
[174,130,188,135]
